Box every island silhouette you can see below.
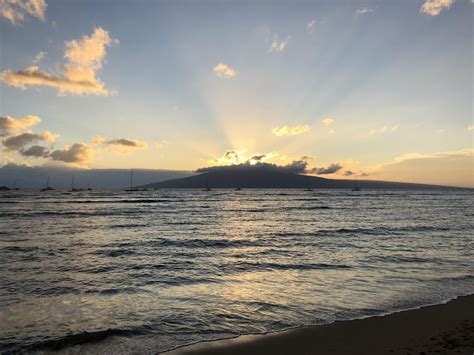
[140,167,460,190]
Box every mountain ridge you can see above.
[141,169,467,190]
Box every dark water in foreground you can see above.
[1,189,473,353]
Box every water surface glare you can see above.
[1,189,473,353]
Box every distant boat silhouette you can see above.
[352,179,361,192]
[203,172,212,191]
[12,180,19,190]
[125,169,139,192]
[69,176,84,192]
[40,176,55,192]
[235,187,242,191]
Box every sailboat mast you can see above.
[71,176,74,190]
[130,169,134,190]
[46,176,49,188]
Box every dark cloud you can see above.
[2,131,56,151]
[105,138,146,148]
[344,170,369,177]
[309,163,342,175]
[248,154,266,162]
[196,159,308,175]
[20,145,49,157]
[49,143,91,164]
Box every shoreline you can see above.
[166,294,474,354]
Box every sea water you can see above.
[1,189,473,353]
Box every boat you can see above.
[203,172,211,191]
[69,176,84,192]
[235,187,242,191]
[125,169,139,192]
[40,177,55,192]
[352,179,361,192]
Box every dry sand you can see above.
[167,294,474,355]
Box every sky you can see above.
[0,0,473,187]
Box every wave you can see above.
[5,327,148,353]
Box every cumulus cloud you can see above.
[369,124,399,135]
[91,135,105,144]
[270,33,290,53]
[322,117,334,126]
[420,0,455,16]
[0,115,41,136]
[49,143,92,164]
[2,131,57,151]
[356,7,373,15]
[307,19,316,34]
[309,163,342,175]
[0,27,117,95]
[197,159,309,175]
[0,0,46,24]
[272,124,311,137]
[213,63,236,79]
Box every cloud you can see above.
[309,163,342,175]
[322,117,334,126]
[91,135,105,144]
[197,159,309,175]
[0,27,117,95]
[343,170,369,177]
[20,145,49,157]
[49,143,92,164]
[420,0,455,16]
[33,51,47,64]
[270,34,290,53]
[272,124,311,137]
[369,124,399,135]
[371,148,473,188]
[0,0,46,24]
[104,138,147,149]
[356,7,373,15]
[0,115,41,136]
[307,19,316,34]
[2,131,57,151]
[213,63,236,79]
[468,125,474,131]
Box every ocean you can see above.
[1,189,473,353]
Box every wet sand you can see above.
[167,294,474,355]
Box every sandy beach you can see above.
[168,294,474,355]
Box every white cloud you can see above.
[322,117,334,126]
[213,63,236,79]
[269,34,290,53]
[369,124,399,135]
[0,27,117,95]
[420,0,455,16]
[356,7,373,15]
[33,51,47,64]
[272,124,311,137]
[307,19,316,34]
[0,0,46,24]
[0,115,41,136]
